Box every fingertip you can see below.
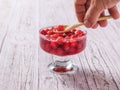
[99,20,108,27]
[109,6,120,19]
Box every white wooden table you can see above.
[0,0,120,90]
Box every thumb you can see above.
[84,1,104,28]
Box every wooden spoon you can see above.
[54,15,112,33]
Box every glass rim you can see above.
[39,25,87,41]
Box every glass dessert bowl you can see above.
[39,25,87,74]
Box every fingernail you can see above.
[84,20,92,28]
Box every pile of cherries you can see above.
[40,25,86,56]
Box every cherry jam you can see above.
[40,25,86,56]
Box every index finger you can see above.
[74,0,87,22]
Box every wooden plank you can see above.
[0,0,39,90]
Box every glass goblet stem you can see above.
[48,55,78,74]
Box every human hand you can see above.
[74,0,120,28]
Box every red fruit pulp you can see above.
[57,25,65,31]
[40,25,86,56]
[53,67,73,72]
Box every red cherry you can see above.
[62,33,67,37]
[56,48,65,56]
[78,33,85,37]
[50,34,58,39]
[47,30,54,35]
[75,30,83,35]
[71,29,76,33]
[65,32,73,36]
[45,28,49,32]
[65,36,70,39]
[70,40,77,47]
[44,44,51,52]
[50,42,58,49]
[56,37,64,44]
[64,42,70,51]
[57,25,65,31]
[50,35,55,39]
[70,35,77,39]
[40,30,47,35]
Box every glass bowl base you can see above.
[48,63,78,75]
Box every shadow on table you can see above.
[54,68,119,90]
